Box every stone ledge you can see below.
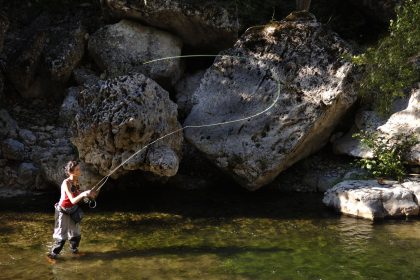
[323,179,420,220]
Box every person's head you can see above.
[64,160,80,177]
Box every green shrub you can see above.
[352,0,420,116]
[352,130,418,182]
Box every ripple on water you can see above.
[2,194,420,279]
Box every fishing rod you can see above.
[84,54,282,208]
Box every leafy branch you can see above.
[352,130,418,182]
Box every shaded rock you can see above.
[167,174,213,191]
[167,140,234,190]
[332,126,374,158]
[78,161,105,191]
[73,67,100,87]
[0,13,7,98]
[88,20,183,87]
[17,162,39,186]
[4,14,86,98]
[0,109,18,139]
[402,180,420,202]
[0,12,8,51]
[184,12,356,190]
[2,138,25,160]
[267,148,368,192]
[333,110,386,158]
[28,125,76,188]
[101,0,239,51]
[59,87,81,125]
[37,154,71,187]
[323,180,419,220]
[378,85,420,165]
[18,128,37,145]
[174,70,205,119]
[0,71,3,98]
[334,84,420,165]
[71,73,183,179]
[43,18,86,84]
[354,110,387,131]
[0,187,32,198]
[5,31,47,98]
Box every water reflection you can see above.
[337,216,374,241]
[335,216,374,256]
[2,193,420,279]
[380,220,420,240]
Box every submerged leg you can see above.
[69,235,81,253]
[49,239,66,258]
[49,206,68,259]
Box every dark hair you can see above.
[64,160,79,176]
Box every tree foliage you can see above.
[352,0,420,116]
[353,130,418,182]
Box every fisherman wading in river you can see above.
[47,160,97,260]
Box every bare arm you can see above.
[62,180,90,205]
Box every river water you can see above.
[1,186,420,280]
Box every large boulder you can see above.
[0,71,4,98]
[100,0,239,51]
[5,31,47,98]
[59,87,82,125]
[0,12,8,51]
[332,110,387,158]
[71,73,183,179]
[323,180,420,220]
[334,84,420,165]
[2,138,25,160]
[0,109,18,139]
[4,14,86,98]
[88,20,183,87]
[17,162,39,186]
[184,12,357,190]
[43,18,86,84]
[174,70,205,119]
[30,126,76,188]
[73,67,100,87]
[377,85,420,165]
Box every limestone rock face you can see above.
[174,70,205,119]
[0,71,4,98]
[0,12,8,51]
[101,0,238,51]
[4,14,86,98]
[323,180,420,220]
[43,18,86,84]
[2,138,25,160]
[30,126,76,188]
[378,85,420,165]
[334,84,420,165]
[332,110,386,158]
[59,87,81,125]
[17,162,39,186]
[71,73,183,179]
[88,20,183,87]
[0,109,18,139]
[73,67,100,87]
[184,12,357,190]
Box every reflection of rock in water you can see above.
[383,221,420,240]
[336,216,373,251]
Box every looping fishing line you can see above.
[86,54,282,207]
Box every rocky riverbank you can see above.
[0,0,418,221]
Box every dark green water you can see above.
[1,187,420,280]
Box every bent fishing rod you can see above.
[84,54,282,208]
